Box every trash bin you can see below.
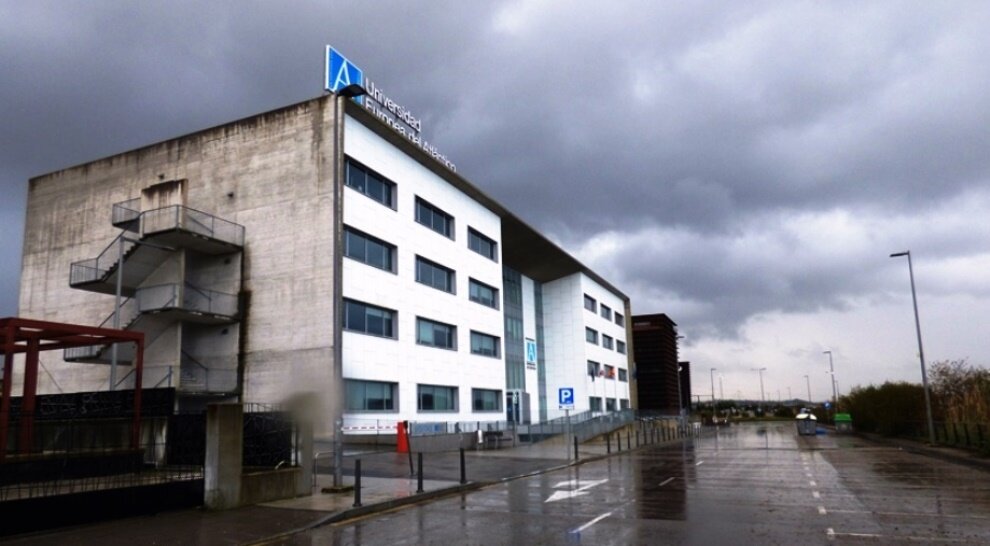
[834,413,853,433]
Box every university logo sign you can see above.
[324,45,456,172]
[325,46,363,94]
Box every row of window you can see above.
[345,226,501,308]
[589,397,631,412]
[346,379,503,412]
[587,361,629,382]
[344,299,501,356]
[585,327,627,354]
[583,294,625,327]
[346,159,499,261]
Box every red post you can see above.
[0,347,13,461]
[18,338,40,454]
[396,421,410,453]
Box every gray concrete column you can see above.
[204,403,243,509]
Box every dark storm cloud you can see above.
[1,0,988,353]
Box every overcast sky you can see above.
[2,1,988,402]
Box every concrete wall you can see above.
[18,97,340,432]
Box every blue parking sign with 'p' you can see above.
[559,387,575,409]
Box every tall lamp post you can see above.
[823,350,838,423]
[803,374,812,404]
[675,335,685,423]
[710,367,717,421]
[751,367,766,414]
[890,250,936,445]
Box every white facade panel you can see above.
[342,116,506,425]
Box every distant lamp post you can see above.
[751,367,767,414]
[676,335,685,421]
[823,350,838,423]
[890,250,936,445]
[710,367,717,421]
[803,374,812,404]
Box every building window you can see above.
[602,334,614,350]
[620,399,630,410]
[587,360,601,378]
[589,397,602,412]
[344,226,395,272]
[345,379,397,411]
[600,304,612,320]
[418,384,457,412]
[415,197,453,238]
[468,228,498,261]
[470,331,500,358]
[618,368,628,382]
[614,312,625,327]
[417,317,456,349]
[606,398,616,411]
[416,256,455,293]
[472,388,502,412]
[343,299,395,338]
[345,159,395,208]
[617,340,626,354]
[585,327,598,344]
[468,278,499,309]
[583,294,597,313]
[604,364,616,380]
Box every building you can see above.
[15,92,633,435]
[631,313,683,415]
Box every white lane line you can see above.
[826,528,835,541]
[809,480,817,487]
[805,472,813,478]
[658,477,675,487]
[813,491,821,499]
[570,511,614,534]
[695,460,704,466]
[818,506,827,515]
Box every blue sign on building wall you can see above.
[325,46,363,94]
[525,339,537,368]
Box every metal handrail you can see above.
[69,233,136,285]
[112,198,141,225]
[140,205,245,247]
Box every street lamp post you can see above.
[803,374,812,404]
[710,367,717,420]
[823,350,838,423]
[890,250,936,445]
[675,335,685,425]
[751,367,766,414]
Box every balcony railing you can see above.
[69,233,136,286]
[111,197,141,226]
[141,205,244,248]
[137,283,238,318]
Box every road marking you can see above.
[813,491,821,499]
[809,480,817,487]
[818,506,827,515]
[826,528,835,541]
[658,477,675,487]
[569,511,614,535]
[805,472,813,478]
[545,479,608,503]
[695,460,704,466]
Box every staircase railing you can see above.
[140,205,245,247]
[69,233,137,285]
[62,298,139,361]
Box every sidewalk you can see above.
[2,428,680,545]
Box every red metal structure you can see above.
[0,317,145,461]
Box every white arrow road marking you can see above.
[545,479,609,503]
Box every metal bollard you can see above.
[416,452,424,493]
[627,430,631,449]
[573,436,579,461]
[353,459,362,507]
[460,448,467,484]
[606,432,611,454]
[617,431,622,451]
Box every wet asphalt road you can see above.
[288,422,990,545]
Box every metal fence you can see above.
[141,205,245,247]
[901,420,990,450]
